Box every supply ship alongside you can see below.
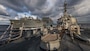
[0,0,90,51]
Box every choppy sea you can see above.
[0,25,9,35]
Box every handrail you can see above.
[10,23,24,40]
[0,25,11,39]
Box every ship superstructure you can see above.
[40,0,82,51]
[0,16,44,45]
[57,0,81,40]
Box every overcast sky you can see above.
[0,0,90,24]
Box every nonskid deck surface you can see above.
[41,34,59,42]
[0,30,90,51]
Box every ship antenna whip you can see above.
[64,0,68,16]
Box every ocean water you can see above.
[0,25,9,35]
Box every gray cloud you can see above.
[0,10,7,15]
[0,0,89,23]
[0,0,82,16]
[68,0,82,6]
[0,0,28,12]
[0,4,8,15]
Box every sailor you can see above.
[47,25,53,34]
[43,26,48,36]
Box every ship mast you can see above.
[64,0,68,16]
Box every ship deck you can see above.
[0,29,90,51]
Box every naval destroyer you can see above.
[0,0,90,51]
